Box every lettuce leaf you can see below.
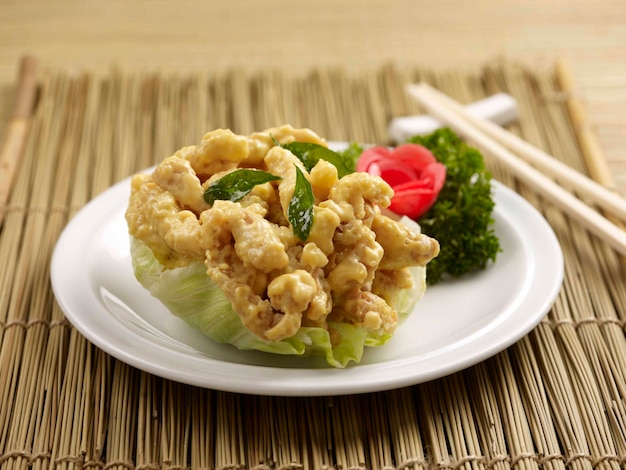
[130,236,425,368]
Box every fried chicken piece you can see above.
[151,156,210,214]
[328,172,393,221]
[338,288,398,335]
[126,174,203,266]
[371,213,440,269]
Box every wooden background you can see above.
[1,0,625,191]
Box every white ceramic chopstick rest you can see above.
[388,93,519,143]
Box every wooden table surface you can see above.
[2,0,625,191]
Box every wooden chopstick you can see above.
[407,82,626,256]
[409,82,626,221]
[0,56,38,226]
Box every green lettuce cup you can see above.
[130,235,426,368]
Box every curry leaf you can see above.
[288,165,315,241]
[282,142,354,178]
[203,169,281,205]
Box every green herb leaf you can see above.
[282,142,354,178]
[203,169,281,205]
[338,142,364,172]
[408,128,501,284]
[288,165,315,241]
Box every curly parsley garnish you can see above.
[409,128,501,284]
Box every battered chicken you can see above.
[126,125,439,343]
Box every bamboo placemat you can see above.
[1,59,626,469]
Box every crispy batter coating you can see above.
[151,156,210,214]
[372,213,441,269]
[126,174,203,266]
[126,126,439,342]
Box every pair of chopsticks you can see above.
[407,82,626,256]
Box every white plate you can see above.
[51,172,563,396]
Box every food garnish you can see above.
[408,129,500,284]
[356,143,446,219]
[288,165,315,241]
[280,141,355,178]
[206,139,357,243]
[203,165,315,242]
[203,168,282,204]
[350,128,500,285]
